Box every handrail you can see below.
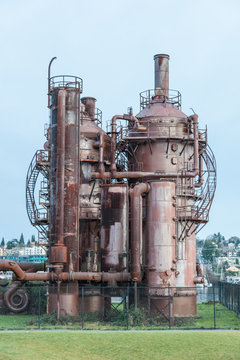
[50,75,83,93]
[26,150,49,241]
[140,89,182,110]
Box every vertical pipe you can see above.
[56,90,66,246]
[48,57,57,108]
[130,183,150,281]
[192,114,199,172]
[154,54,170,98]
[99,133,105,175]
[64,89,80,272]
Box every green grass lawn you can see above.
[0,331,239,360]
[0,302,239,330]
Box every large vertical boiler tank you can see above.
[49,76,82,316]
[127,54,200,315]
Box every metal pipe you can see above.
[56,90,66,246]
[154,54,169,97]
[110,115,140,171]
[193,276,204,284]
[0,260,130,283]
[0,260,26,280]
[4,282,29,313]
[48,56,57,108]
[195,154,203,188]
[98,133,105,175]
[192,114,199,172]
[92,170,199,180]
[18,263,44,272]
[130,183,150,281]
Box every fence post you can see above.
[38,286,41,329]
[81,287,84,330]
[213,284,216,329]
[126,286,129,330]
[168,287,171,330]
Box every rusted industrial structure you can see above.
[0,54,216,318]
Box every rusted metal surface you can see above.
[22,54,216,319]
[145,182,176,288]
[0,260,130,284]
[50,246,67,264]
[81,97,96,121]
[154,54,170,97]
[78,107,111,280]
[4,282,29,313]
[55,90,66,247]
[101,184,129,273]
[130,183,150,281]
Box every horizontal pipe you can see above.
[18,263,44,272]
[92,170,199,180]
[0,260,130,283]
[193,276,204,284]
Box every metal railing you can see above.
[50,75,83,93]
[26,150,49,242]
[140,89,182,110]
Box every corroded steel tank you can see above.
[101,184,129,273]
[78,97,111,312]
[48,76,82,316]
[79,97,111,273]
[127,54,199,315]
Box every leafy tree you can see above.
[236,258,239,265]
[19,233,25,247]
[202,239,220,262]
[228,236,240,246]
[196,239,204,248]
[27,239,31,246]
[1,237,5,247]
[31,235,36,244]
[6,239,19,249]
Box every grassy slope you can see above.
[0,331,239,360]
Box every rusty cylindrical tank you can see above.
[127,54,198,316]
[100,184,129,274]
[48,77,81,316]
[79,98,111,311]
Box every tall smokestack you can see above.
[154,54,170,97]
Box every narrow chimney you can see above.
[81,97,96,121]
[154,54,170,97]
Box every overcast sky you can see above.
[0,0,239,242]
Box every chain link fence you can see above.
[0,283,239,330]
